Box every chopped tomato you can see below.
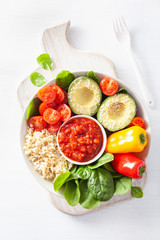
[129,117,145,129]
[62,90,68,104]
[28,116,46,131]
[39,102,57,116]
[57,104,71,122]
[37,86,56,103]
[43,108,60,124]
[100,77,118,96]
[51,85,64,103]
[46,120,61,133]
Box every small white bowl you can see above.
[57,115,107,165]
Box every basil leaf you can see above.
[88,168,114,201]
[79,180,101,209]
[118,88,128,94]
[56,70,75,90]
[131,186,143,198]
[30,72,47,87]
[53,172,71,191]
[26,97,42,122]
[64,180,80,206]
[115,176,132,195]
[37,53,53,71]
[87,71,100,84]
[66,173,79,182]
[104,162,116,172]
[69,165,77,174]
[75,166,91,180]
[88,153,114,169]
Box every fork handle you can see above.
[127,50,154,108]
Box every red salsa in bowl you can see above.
[57,115,107,165]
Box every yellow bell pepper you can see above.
[105,126,147,153]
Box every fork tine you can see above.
[113,19,118,33]
[119,16,128,31]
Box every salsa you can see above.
[58,117,103,163]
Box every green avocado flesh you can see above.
[68,76,102,116]
[97,93,136,131]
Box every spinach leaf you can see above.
[30,72,47,87]
[88,168,114,201]
[53,172,71,191]
[37,53,53,71]
[75,166,91,180]
[111,172,123,178]
[26,97,42,122]
[104,162,116,172]
[69,165,77,174]
[66,173,79,182]
[64,180,80,206]
[87,71,100,85]
[56,70,75,90]
[131,186,143,198]
[115,176,132,195]
[118,88,128,94]
[88,153,114,169]
[79,180,101,209]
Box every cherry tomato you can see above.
[46,120,61,133]
[28,116,46,131]
[57,104,71,122]
[62,90,68,104]
[129,117,145,129]
[100,77,118,96]
[37,86,56,103]
[43,108,60,124]
[51,85,64,103]
[39,102,57,116]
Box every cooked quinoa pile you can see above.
[23,127,72,181]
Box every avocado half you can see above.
[68,76,102,116]
[97,93,136,131]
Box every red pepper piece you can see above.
[111,153,146,179]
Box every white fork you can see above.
[113,16,154,108]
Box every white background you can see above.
[0,0,160,239]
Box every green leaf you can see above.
[117,88,128,94]
[69,165,77,174]
[131,186,143,198]
[64,180,80,206]
[79,180,101,209]
[88,168,114,201]
[37,53,53,71]
[115,176,132,195]
[111,172,123,178]
[104,162,116,172]
[30,72,47,87]
[56,70,75,90]
[88,153,114,169]
[87,71,100,84]
[53,172,71,191]
[26,97,42,122]
[75,166,91,180]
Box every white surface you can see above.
[0,0,160,239]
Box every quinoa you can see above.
[23,127,73,181]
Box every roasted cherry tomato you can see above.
[51,85,64,103]
[57,104,71,122]
[46,120,61,133]
[39,102,57,116]
[100,77,118,96]
[28,116,46,131]
[129,116,145,129]
[37,86,56,103]
[43,108,60,124]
